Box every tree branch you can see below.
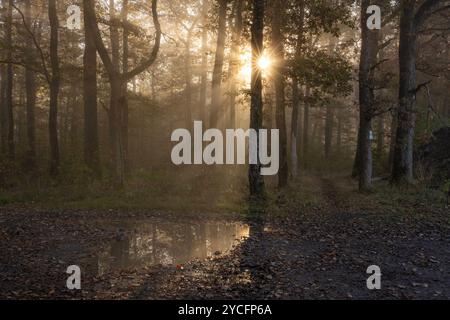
[124,0,161,80]
[414,0,446,29]
[12,4,50,84]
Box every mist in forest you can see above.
[0,0,450,302]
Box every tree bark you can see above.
[302,86,310,166]
[290,1,305,177]
[272,0,288,187]
[48,0,60,175]
[83,2,100,175]
[0,64,6,154]
[24,0,36,169]
[5,0,14,160]
[249,0,265,198]
[227,0,244,128]
[209,0,227,128]
[121,0,130,171]
[199,0,209,123]
[184,31,193,127]
[357,0,379,191]
[391,0,416,184]
[291,79,300,177]
[391,0,442,184]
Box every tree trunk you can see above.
[388,108,397,172]
[49,0,60,175]
[109,0,122,172]
[0,65,6,154]
[272,0,288,188]
[5,0,14,159]
[199,0,209,123]
[290,79,299,177]
[249,0,265,198]
[357,0,379,191]
[290,1,305,176]
[83,5,100,175]
[302,86,310,166]
[121,0,130,171]
[391,1,416,184]
[84,0,161,187]
[209,0,227,128]
[184,33,193,127]
[227,0,244,128]
[352,126,362,178]
[24,0,36,169]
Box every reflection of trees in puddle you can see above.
[95,221,249,275]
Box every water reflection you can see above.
[93,220,249,275]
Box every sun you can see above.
[238,50,272,84]
[257,55,271,71]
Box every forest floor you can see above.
[1,174,449,299]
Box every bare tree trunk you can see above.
[0,64,6,154]
[249,0,265,198]
[391,0,442,184]
[0,0,6,154]
[69,91,79,150]
[83,6,100,175]
[357,0,379,191]
[272,0,288,187]
[24,0,36,169]
[108,0,121,172]
[290,1,305,177]
[48,0,60,175]
[227,0,244,128]
[121,0,130,171]
[199,0,209,123]
[291,79,300,177]
[302,86,310,166]
[391,1,416,184]
[209,0,227,128]
[184,32,193,127]
[5,0,14,159]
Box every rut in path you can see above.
[319,177,349,212]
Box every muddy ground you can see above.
[1,176,449,300]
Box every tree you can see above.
[83,0,161,187]
[24,0,37,170]
[391,0,446,184]
[227,0,244,128]
[48,0,60,175]
[209,0,227,128]
[272,0,288,187]
[5,0,14,160]
[199,0,209,123]
[357,0,380,191]
[83,0,100,175]
[290,0,305,177]
[167,0,201,127]
[249,0,265,198]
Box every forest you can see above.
[0,0,449,300]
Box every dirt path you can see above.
[1,175,450,299]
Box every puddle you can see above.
[90,220,249,275]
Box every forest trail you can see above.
[1,174,450,299]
